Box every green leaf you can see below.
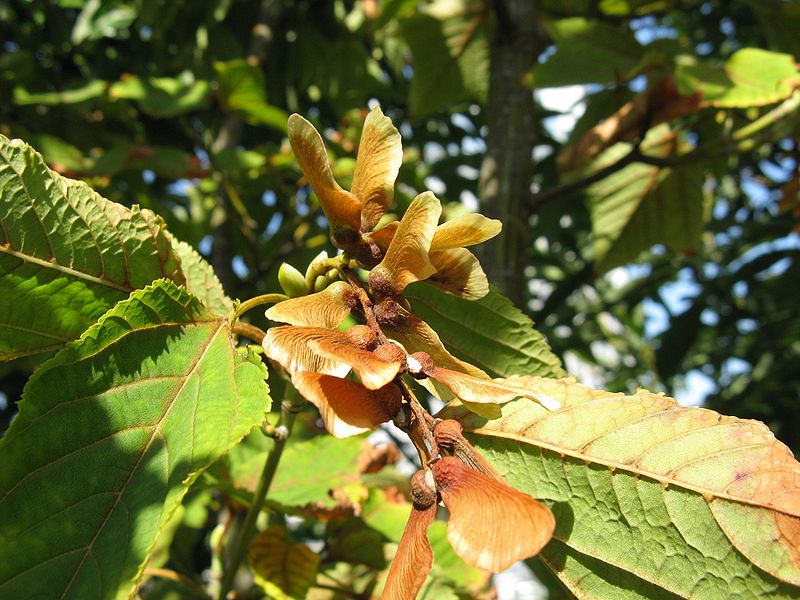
[440,377,800,598]
[109,73,211,118]
[71,0,137,44]
[400,0,489,116]
[675,48,800,108]
[428,521,487,592]
[230,434,367,512]
[248,526,319,600]
[530,18,645,87]
[214,59,288,132]
[0,279,270,600]
[13,79,107,106]
[405,284,564,378]
[0,135,185,360]
[169,238,233,316]
[584,125,705,274]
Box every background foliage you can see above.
[1,0,798,598]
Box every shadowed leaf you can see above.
[0,280,270,599]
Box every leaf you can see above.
[0,280,270,600]
[404,284,563,378]
[676,48,800,108]
[169,237,233,315]
[230,435,367,513]
[427,521,489,592]
[248,526,319,600]
[584,125,705,274]
[530,18,645,87]
[71,0,137,44]
[214,59,288,132]
[0,135,185,360]
[13,79,107,106]
[109,73,211,118]
[440,377,800,597]
[400,0,489,116]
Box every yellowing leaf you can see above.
[441,377,800,595]
[248,526,319,600]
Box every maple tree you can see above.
[1,1,799,599]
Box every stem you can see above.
[144,568,209,598]
[396,380,438,465]
[234,293,288,320]
[217,395,304,600]
[231,322,267,345]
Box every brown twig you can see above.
[231,322,267,344]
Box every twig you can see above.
[143,568,209,599]
[234,293,288,321]
[231,322,267,345]
[216,394,305,600]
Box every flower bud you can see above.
[278,262,308,298]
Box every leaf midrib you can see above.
[0,244,130,292]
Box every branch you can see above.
[216,394,305,600]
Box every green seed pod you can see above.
[278,263,308,298]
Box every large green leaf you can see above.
[676,48,800,108]
[400,0,489,116]
[0,279,270,599]
[441,377,800,598]
[0,135,184,360]
[584,126,706,274]
[405,284,563,378]
[530,18,645,87]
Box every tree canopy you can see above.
[1,1,798,598]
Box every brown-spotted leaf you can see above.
[440,377,800,596]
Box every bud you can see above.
[278,262,308,298]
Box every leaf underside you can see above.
[441,376,800,598]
